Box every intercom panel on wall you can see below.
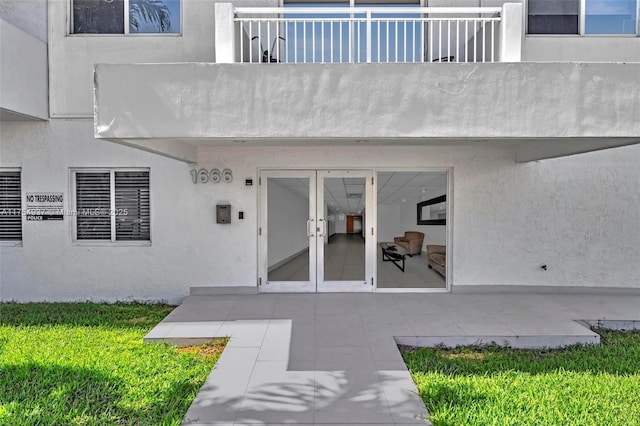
[216,204,231,224]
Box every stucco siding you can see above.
[2,120,639,302]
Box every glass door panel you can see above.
[259,169,374,293]
[260,170,316,292]
[317,170,374,292]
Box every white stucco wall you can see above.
[2,120,639,302]
[94,63,640,153]
[47,0,218,117]
[0,120,257,303]
[0,0,47,42]
[524,37,640,63]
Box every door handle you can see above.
[318,218,326,237]
[307,219,314,237]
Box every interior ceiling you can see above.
[272,171,447,215]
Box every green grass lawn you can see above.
[402,330,640,426]
[0,302,226,426]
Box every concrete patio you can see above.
[144,292,640,426]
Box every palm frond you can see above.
[129,0,171,33]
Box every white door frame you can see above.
[258,169,375,293]
[316,169,375,292]
[259,169,317,292]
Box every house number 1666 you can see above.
[190,168,233,184]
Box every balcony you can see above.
[93,3,640,163]
[0,18,48,121]
[216,4,523,64]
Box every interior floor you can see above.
[268,233,446,288]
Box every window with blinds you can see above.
[0,171,22,241]
[115,172,150,241]
[74,170,150,242]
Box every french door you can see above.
[259,169,375,292]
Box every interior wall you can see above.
[334,214,347,234]
[267,179,309,267]
[378,196,446,247]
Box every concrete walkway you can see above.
[144,292,640,426]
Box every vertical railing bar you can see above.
[366,11,372,63]
[294,21,298,63]
[330,20,334,63]
[395,19,398,62]
[456,19,459,63]
[438,20,442,62]
[322,19,325,63]
[312,20,316,62]
[276,18,280,63]
[377,20,380,63]
[416,20,419,63]
[249,21,253,63]
[259,21,262,63]
[338,21,344,63]
[267,21,270,63]
[473,20,476,63]
[349,17,353,63]
[358,20,367,62]
[239,19,244,63]
[400,19,407,62]
[386,20,389,62]
[429,18,433,62]
[465,20,468,63]
[355,19,358,63]
[260,21,264,62]
[482,19,486,63]
[447,19,450,62]
[360,19,363,63]
[283,20,287,63]
[412,20,415,63]
[420,18,424,63]
[491,20,495,62]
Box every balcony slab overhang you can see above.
[0,18,49,121]
[94,62,640,162]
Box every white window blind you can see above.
[76,172,111,240]
[75,170,150,242]
[0,171,22,241]
[115,171,150,241]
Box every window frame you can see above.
[68,0,183,36]
[526,0,640,36]
[70,168,151,246]
[0,168,23,247]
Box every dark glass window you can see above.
[528,0,579,34]
[72,0,180,34]
[73,0,125,34]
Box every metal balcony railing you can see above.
[234,7,502,64]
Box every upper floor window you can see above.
[0,170,22,242]
[585,0,638,34]
[528,0,639,35]
[71,0,181,34]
